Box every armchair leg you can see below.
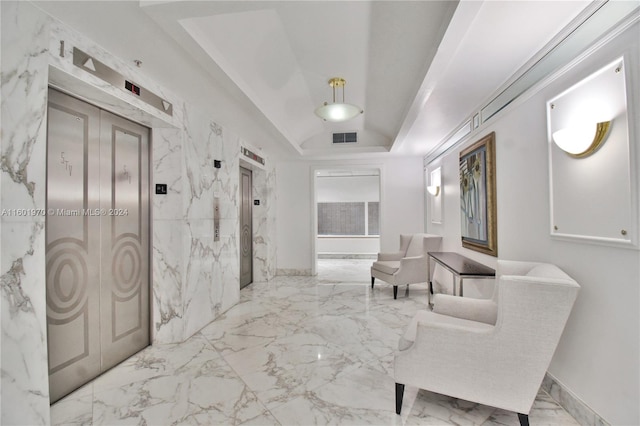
[517,413,529,426]
[393,285,398,299]
[371,277,375,289]
[395,383,404,415]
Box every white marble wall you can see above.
[152,126,185,343]
[253,164,277,282]
[1,2,51,424]
[1,2,276,423]
[182,106,241,338]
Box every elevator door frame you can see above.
[45,88,151,403]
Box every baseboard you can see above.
[318,253,377,259]
[542,373,609,426]
[276,268,312,276]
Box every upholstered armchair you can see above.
[394,260,580,425]
[371,234,442,299]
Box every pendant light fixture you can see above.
[314,77,363,122]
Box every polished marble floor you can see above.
[51,259,579,425]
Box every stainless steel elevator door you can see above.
[46,89,149,403]
[240,167,253,289]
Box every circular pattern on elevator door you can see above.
[112,233,142,301]
[46,239,89,323]
[242,224,251,257]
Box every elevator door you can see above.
[240,167,253,289]
[46,89,149,403]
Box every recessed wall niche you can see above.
[547,58,637,248]
[428,167,442,224]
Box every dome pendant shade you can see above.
[315,103,362,122]
[315,77,363,122]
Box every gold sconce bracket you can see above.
[570,120,611,158]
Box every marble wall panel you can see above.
[1,2,48,218]
[214,231,241,313]
[265,167,277,280]
[180,104,242,338]
[1,2,51,424]
[151,221,184,343]
[252,164,277,282]
[215,129,240,224]
[1,222,49,425]
[212,127,241,314]
[182,219,216,337]
[151,125,185,343]
[182,108,217,220]
[152,127,183,221]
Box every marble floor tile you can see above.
[404,389,496,426]
[269,361,402,425]
[51,259,579,425]
[223,331,364,411]
[50,390,93,426]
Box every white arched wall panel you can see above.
[427,166,442,225]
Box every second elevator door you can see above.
[46,89,149,402]
[240,167,253,289]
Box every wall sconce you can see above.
[427,185,440,196]
[552,121,611,158]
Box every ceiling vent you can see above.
[333,132,357,144]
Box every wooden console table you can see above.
[428,252,495,304]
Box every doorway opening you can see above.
[313,167,381,275]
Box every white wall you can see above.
[380,158,427,251]
[316,237,379,256]
[426,21,639,425]
[276,161,314,273]
[316,175,380,202]
[276,157,424,273]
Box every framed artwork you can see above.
[459,132,497,256]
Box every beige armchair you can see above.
[394,260,580,425]
[371,234,442,299]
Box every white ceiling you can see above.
[34,0,592,160]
